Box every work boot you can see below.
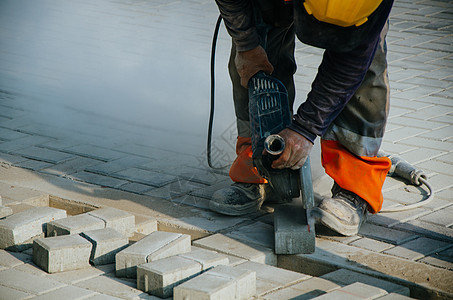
[209,183,266,216]
[311,182,369,236]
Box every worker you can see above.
[210,0,394,236]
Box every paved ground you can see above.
[0,0,452,299]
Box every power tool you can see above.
[248,72,315,254]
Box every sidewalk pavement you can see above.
[0,0,452,299]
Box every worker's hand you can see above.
[271,128,313,170]
[235,45,274,88]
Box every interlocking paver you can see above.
[173,265,256,300]
[383,237,452,261]
[67,171,129,189]
[87,207,135,237]
[262,277,340,300]
[0,207,67,250]
[349,237,394,253]
[0,268,66,295]
[0,135,53,153]
[81,228,128,266]
[31,285,97,300]
[137,251,228,298]
[47,214,105,236]
[394,219,453,243]
[418,205,453,227]
[0,249,24,268]
[40,156,102,176]
[321,269,410,296]
[0,284,34,300]
[226,221,274,249]
[75,275,150,300]
[112,168,177,187]
[314,282,388,300]
[193,233,277,266]
[63,145,124,162]
[33,234,92,273]
[116,231,191,278]
[12,146,74,164]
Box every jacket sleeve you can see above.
[215,0,261,52]
[288,31,382,143]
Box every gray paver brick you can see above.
[46,264,113,284]
[349,237,395,253]
[81,228,128,266]
[112,168,177,187]
[0,249,25,268]
[31,285,97,300]
[145,179,206,200]
[226,221,274,249]
[383,237,452,261]
[14,159,54,171]
[0,135,53,153]
[0,268,66,295]
[116,231,191,278]
[0,205,13,218]
[137,256,203,298]
[0,207,67,251]
[321,269,410,296]
[234,261,309,290]
[359,223,418,245]
[67,171,129,189]
[418,205,453,227]
[12,146,74,164]
[394,219,453,243]
[85,155,153,176]
[262,277,340,300]
[0,284,34,300]
[0,127,28,141]
[87,207,135,237]
[376,293,415,299]
[173,265,256,300]
[47,214,105,237]
[40,156,102,176]
[75,275,150,300]
[193,233,277,266]
[63,145,124,162]
[33,234,92,273]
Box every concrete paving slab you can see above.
[178,248,229,270]
[226,221,275,249]
[173,265,256,300]
[116,231,191,278]
[134,216,158,236]
[0,268,66,295]
[137,256,203,298]
[47,264,110,284]
[261,277,340,300]
[31,285,97,300]
[87,207,135,237]
[0,206,67,251]
[0,249,25,268]
[321,269,410,296]
[47,214,105,237]
[0,205,13,218]
[81,228,128,266]
[75,275,152,300]
[33,235,92,273]
[193,233,277,266]
[383,237,452,261]
[0,284,34,300]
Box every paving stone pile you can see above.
[0,204,419,299]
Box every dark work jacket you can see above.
[215,0,394,143]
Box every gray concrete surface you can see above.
[0,0,452,299]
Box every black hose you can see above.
[207,15,226,169]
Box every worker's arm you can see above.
[214,0,259,52]
[273,31,382,170]
[215,0,273,86]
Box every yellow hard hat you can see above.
[303,0,383,27]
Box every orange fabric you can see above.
[321,139,391,213]
[229,137,267,184]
